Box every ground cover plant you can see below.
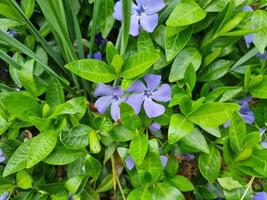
[1,0,267,199]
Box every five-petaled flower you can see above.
[113,0,165,36]
[126,74,171,118]
[0,192,9,200]
[94,84,124,121]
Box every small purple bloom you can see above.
[239,97,255,124]
[0,192,9,200]
[94,84,124,121]
[126,74,171,118]
[183,154,195,161]
[125,156,135,170]
[95,34,108,46]
[113,0,165,36]
[149,122,161,132]
[160,155,168,168]
[7,30,17,37]
[93,51,102,60]
[253,192,267,200]
[0,148,5,163]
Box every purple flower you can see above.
[160,155,168,168]
[125,156,135,170]
[93,51,102,60]
[7,30,17,37]
[239,96,255,124]
[0,148,5,163]
[113,0,165,36]
[0,192,9,200]
[94,84,124,121]
[260,128,267,148]
[149,122,161,132]
[126,74,171,118]
[253,192,267,200]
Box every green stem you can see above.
[240,176,255,200]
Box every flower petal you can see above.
[93,51,102,60]
[125,156,135,170]
[94,96,113,114]
[113,86,123,97]
[256,51,267,60]
[130,15,140,36]
[160,155,168,168]
[126,93,144,114]
[140,14,158,33]
[261,142,267,149]
[113,1,123,21]
[253,192,267,200]
[111,101,120,121]
[149,122,161,131]
[144,99,165,118]
[94,84,113,97]
[241,112,255,124]
[243,5,253,12]
[152,84,171,102]
[142,0,165,14]
[144,74,161,91]
[127,80,146,93]
[244,34,255,48]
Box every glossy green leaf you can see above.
[65,59,116,83]
[60,124,90,149]
[198,145,221,182]
[168,114,194,144]
[168,175,194,192]
[187,102,240,128]
[16,170,32,189]
[151,183,185,200]
[85,154,102,181]
[166,0,206,26]
[129,133,148,165]
[127,187,152,200]
[249,75,267,99]
[169,47,202,82]
[121,51,160,79]
[120,102,141,131]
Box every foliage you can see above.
[0,0,267,199]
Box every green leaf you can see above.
[49,97,87,120]
[97,0,115,38]
[89,129,101,154]
[21,0,35,18]
[165,27,192,62]
[167,175,194,192]
[198,145,221,182]
[43,145,86,165]
[199,60,233,82]
[120,0,131,55]
[16,170,32,189]
[27,131,58,168]
[137,30,154,52]
[121,51,160,79]
[127,187,152,200]
[9,53,23,87]
[169,47,202,82]
[166,0,206,26]
[120,102,141,131]
[60,124,90,149]
[229,111,246,153]
[252,10,267,54]
[65,176,83,194]
[111,125,135,142]
[187,102,240,128]
[106,41,119,64]
[96,174,113,193]
[2,92,41,122]
[180,128,210,153]
[65,59,116,83]
[3,131,58,176]
[46,76,65,108]
[217,177,243,191]
[129,133,148,165]
[168,114,194,144]
[85,154,102,181]
[249,75,267,99]
[151,183,185,200]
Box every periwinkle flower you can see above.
[149,122,161,132]
[127,74,171,118]
[93,51,102,60]
[160,155,168,168]
[125,156,135,170]
[0,192,9,200]
[260,128,267,148]
[113,0,165,36]
[94,84,124,121]
[0,148,5,163]
[253,192,267,200]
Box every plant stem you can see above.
[240,176,255,200]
